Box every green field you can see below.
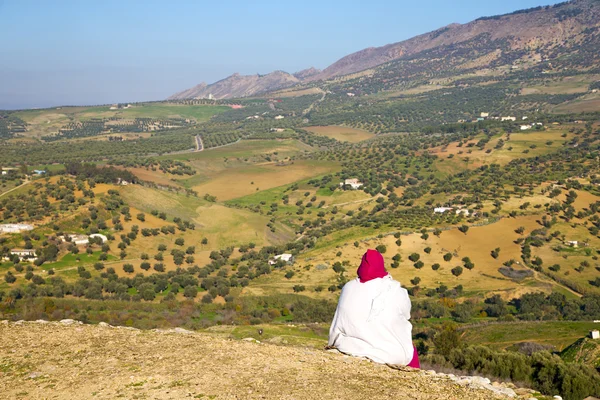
[461,321,599,351]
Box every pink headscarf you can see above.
[357,249,388,283]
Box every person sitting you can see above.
[328,249,419,367]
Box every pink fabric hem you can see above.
[407,345,420,369]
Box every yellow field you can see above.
[305,126,375,143]
[430,130,570,174]
[274,215,562,299]
[191,160,340,201]
[119,185,294,249]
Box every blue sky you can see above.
[0,0,560,109]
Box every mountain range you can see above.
[168,0,600,100]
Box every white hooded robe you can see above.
[328,275,413,365]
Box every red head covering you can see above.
[357,249,388,283]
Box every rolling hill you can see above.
[169,0,600,100]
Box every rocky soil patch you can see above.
[0,320,540,399]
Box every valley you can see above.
[3,1,600,399]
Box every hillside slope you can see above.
[168,71,299,100]
[0,320,533,399]
[311,0,600,81]
[561,336,600,369]
[169,0,600,99]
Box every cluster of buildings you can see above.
[434,207,470,216]
[520,123,544,131]
[58,233,108,246]
[5,233,108,262]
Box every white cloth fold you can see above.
[328,275,413,365]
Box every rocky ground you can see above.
[0,320,542,400]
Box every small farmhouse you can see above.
[455,209,470,216]
[274,115,285,120]
[340,178,363,190]
[434,207,453,214]
[591,330,600,340]
[501,116,516,122]
[268,253,294,265]
[480,112,489,118]
[520,125,532,131]
[60,234,89,246]
[566,240,579,248]
[9,249,37,261]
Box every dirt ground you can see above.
[0,321,526,400]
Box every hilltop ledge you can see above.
[0,320,536,399]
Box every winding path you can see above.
[195,135,204,152]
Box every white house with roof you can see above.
[268,253,294,265]
[434,207,453,214]
[274,115,285,120]
[566,240,579,248]
[520,125,532,131]
[340,179,363,190]
[592,330,600,340]
[501,116,517,122]
[455,209,470,216]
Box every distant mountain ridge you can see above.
[168,0,600,100]
[168,71,299,100]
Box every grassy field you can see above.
[13,103,228,138]
[275,215,565,300]
[429,130,570,174]
[305,126,375,143]
[189,160,340,201]
[461,321,599,351]
[119,185,294,251]
[521,75,595,95]
[552,92,600,113]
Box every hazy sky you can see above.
[0,0,560,109]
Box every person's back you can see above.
[328,249,415,366]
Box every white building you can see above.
[501,116,517,122]
[8,249,37,261]
[455,209,470,216]
[89,234,108,243]
[269,253,294,265]
[340,178,363,190]
[347,93,356,97]
[566,241,579,248]
[434,207,453,214]
[0,224,34,233]
[592,330,600,340]
[520,125,532,131]
[274,115,285,120]
[480,112,489,118]
[60,234,89,246]
[522,116,529,120]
